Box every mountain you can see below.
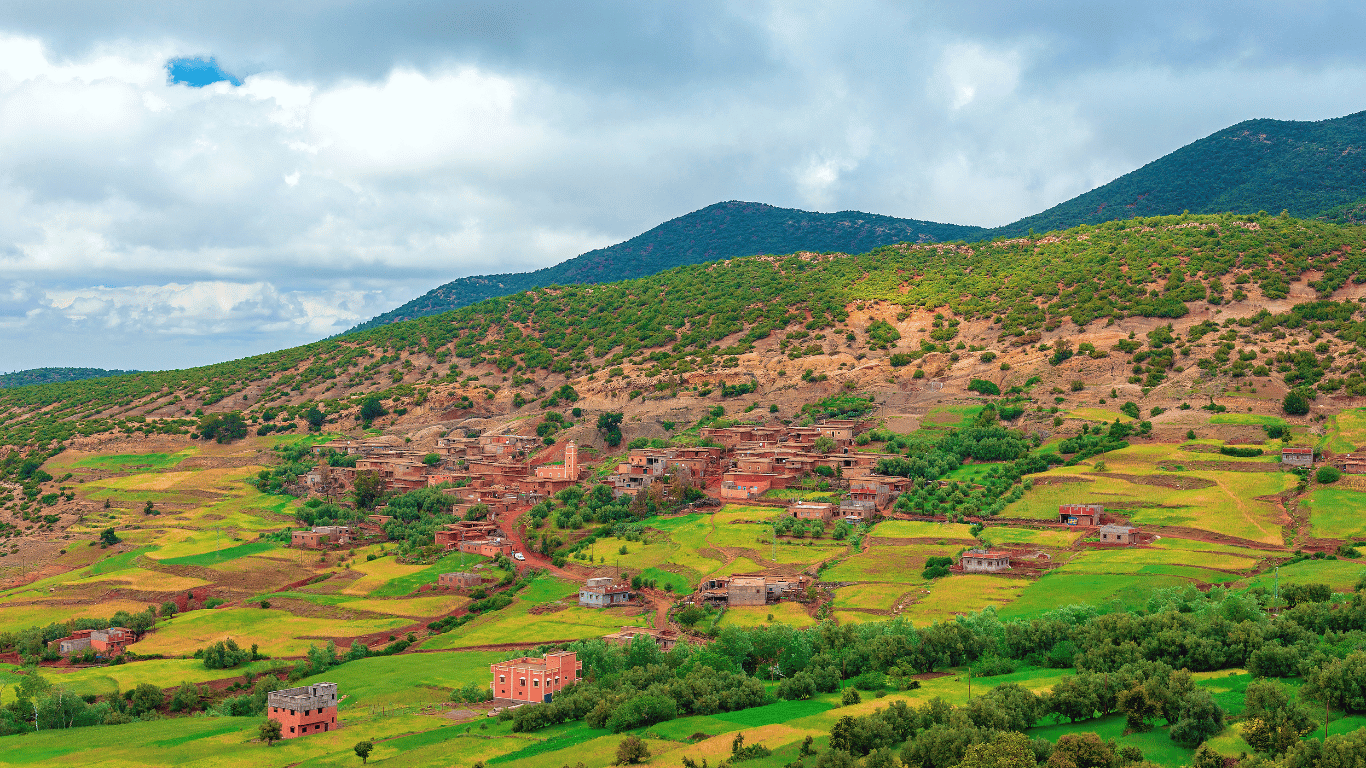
[0,367,141,389]
[344,201,985,333]
[3,211,1361,451]
[991,110,1366,237]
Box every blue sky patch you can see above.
[166,57,242,87]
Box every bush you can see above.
[841,687,862,706]
[1219,446,1264,457]
[967,379,1000,396]
[615,735,651,765]
[1317,466,1343,484]
[889,353,914,367]
[1120,401,1140,419]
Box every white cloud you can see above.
[4,3,1366,369]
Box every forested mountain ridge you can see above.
[345,201,987,332]
[991,110,1366,237]
[5,211,1366,465]
[0,368,142,390]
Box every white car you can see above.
[513,552,525,561]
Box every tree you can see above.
[842,687,862,706]
[260,718,283,746]
[359,396,387,423]
[1283,390,1310,415]
[815,436,837,453]
[1242,679,1316,755]
[1117,685,1160,732]
[351,470,384,510]
[160,601,178,618]
[615,735,651,765]
[354,740,374,764]
[129,682,164,715]
[422,453,442,466]
[597,412,624,447]
[1047,732,1119,768]
[1317,466,1343,484]
[304,406,325,430]
[99,528,121,546]
[959,732,1039,768]
[1169,688,1225,746]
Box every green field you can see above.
[1304,486,1366,540]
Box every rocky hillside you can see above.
[5,211,1366,474]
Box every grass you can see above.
[132,607,409,657]
[871,520,976,540]
[899,575,1028,625]
[998,573,1191,620]
[1056,547,1260,575]
[717,602,818,628]
[1243,559,1366,591]
[821,545,942,581]
[68,450,194,472]
[300,650,506,706]
[369,552,493,597]
[834,582,911,610]
[979,526,1082,548]
[1005,459,1293,544]
[1324,408,1366,453]
[1304,487,1366,540]
[1068,408,1135,423]
[155,541,278,566]
[41,657,285,696]
[1209,413,1289,427]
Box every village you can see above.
[38,421,1329,730]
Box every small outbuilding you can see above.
[1059,503,1104,526]
[1098,524,1139,545]
[960,549,1011,573]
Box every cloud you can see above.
[3,3,1366,369]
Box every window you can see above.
[534,679,539,687]
[291,726,296,733]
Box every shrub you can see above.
[1219,446,1264,457]
[1317,466,1343,484]
[967,379,1000,396]
[889,353,914,367]
[615,735,651,765]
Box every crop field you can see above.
[155,541,279,566]
[1243,558,1366,590]
[1324,408,1366,453]
[0,599,156,635]
[43,658,285,697]
[998,573,1192,619]
[1057,546,1260,575]
[893,574,1028,625]
[718,602,818,628]
[62,449,196,472]
[1303,487,1366,540]
[821,544,944,581]
[833,581,912,610]
[1068,407,1135,423]
[979,526,1082,547]
[1208,413,1288,427]
[300,650,506,706]
[1006,459,1292,544]
[870,520,976,540]
[132,606,410,657]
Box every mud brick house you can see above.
[579,577,632,607]
[438,572,482,587]
[789,501,835,521]
[720,475,774,501]
[1059,503,1104,526]
[268,683,339,738]
[1341,454,1366,474]
[434,521,499,550]
[698,574,806,606]
[1281,447,1314,467]
[457,538,513,557]
[604,627,678,651]
[961,549,1011,573]
[57,629,94,655]
[490,651,582,704]
[91,627,136,655]
[1098,524,1139,545]
[839,498,877,519]
[355,453,430,492]
[291,526,353,549]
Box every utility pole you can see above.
[967,663,972,701]
[1326,698,1330,742]
[1273,566,1280,614]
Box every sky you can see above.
[4,1,1366,372]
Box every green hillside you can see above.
[3,211,1365,460]
[345,200,986,332]
[0,368,141,390]
[993,110,1366,237]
